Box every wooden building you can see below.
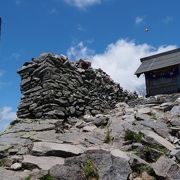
[135,48,180,96]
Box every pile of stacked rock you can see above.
[17,53,137,119]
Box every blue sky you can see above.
[0,0,180,131]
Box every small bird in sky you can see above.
[144,27,149,32]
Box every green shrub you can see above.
[124,130,142,143]
[83,158,99,180]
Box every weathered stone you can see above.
[32,142,85,157]
[49,164,84,180]
[82,125,97,132]
[135,113,152,121]
[5,122,55,133]
[141,130,175,151]
[28,130,63,143]
[63,150,132,180]
[69,106,76,115]
[10,163,22,170]
[93,114,109,126]
[0,167,30,180]
[56,132,86,145]
[170,116,180,126]
[110,149,130,161]
[22,155,64,170]
[140,119,169,138]
[174,150,180,162]
[152,156,180,179]
[171,105,180,116]
[137,107,152,114]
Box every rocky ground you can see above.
[0,93,180,180]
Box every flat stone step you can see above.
[32,142,85,157]
[23,155,64,170]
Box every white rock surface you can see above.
[111,149,130,161]
[10,163,22,170]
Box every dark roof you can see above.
[135,48,180,76]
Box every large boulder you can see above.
[49,149,131,180]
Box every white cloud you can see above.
[163,16,173,24]
[76,24,85,31]
[15,0,22,5]
[0,70,4,77]
[0,70,9,88]
[67,41,94,60]
[64,0,102,9]
[49,8,58,14]
[67,39,177,93]
[10,52,21,60]
[92,39,176,92]
[135,16,144,24]
[0,107,16,122]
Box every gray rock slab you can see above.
[171,105,180,116]
[56,132,86,145]
[0,133,32,148]
[32,142,85,157]
[23,155,64,170]
[82,125,97,132]
[137,107,152,114]
[122,114,135,122]
[49,164,84,180]
[83,128,105,146]
[109,116,125,136]
[159,102,174,111]
[5,122,55,133]
[135,113,152,121]
[65,149,132,180]
[152,155,180,179]
[110,149,130,161]
[0,167,30,180]
[174,150,180,162]
[29,130,63,143]
[140,119,169,138]
[170,116,180,126]
[141,130,175,151]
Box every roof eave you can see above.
[134,71,143,77]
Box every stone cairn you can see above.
[17,53,137,119]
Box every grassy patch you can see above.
[104,128,111,144]
[124,130,143,143]
[150,144,168,154]
[135,146,159,162]
[132,164,157,179]
[0,132,4,136]
[134,144,168,163]
[0,159,5,167]
[83,158,99,180]
[25,176,31,180]
[39,175,54,180]
[148,112,157,120]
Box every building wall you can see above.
[145,65,180,96]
